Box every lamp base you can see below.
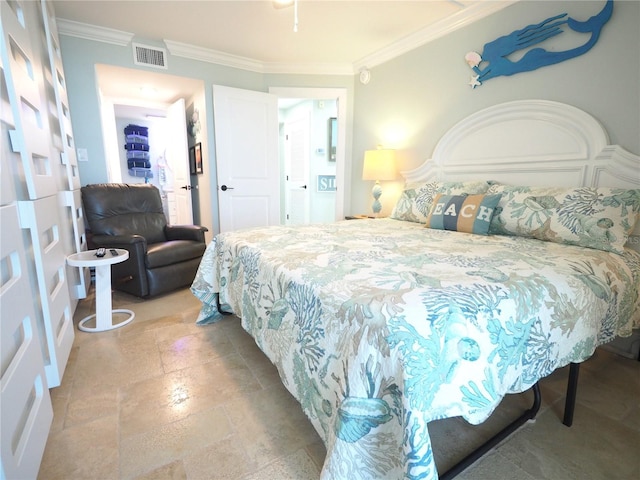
[371,182,382,216]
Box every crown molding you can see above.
[57,1,516,76]
[163,39,264,73]
[56,18,134,46]
[56,19,352,75]
[262,62,353,76]
[165,40,352,75]
[353,1,517,71]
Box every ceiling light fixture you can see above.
[272,0,294,7]
[273,0,298,32]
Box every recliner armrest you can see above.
[91,233,148,257]
[165,225,208,243]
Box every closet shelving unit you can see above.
[125,124,153,179]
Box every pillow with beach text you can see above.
[425,193,501,235]
[391,180,490,223]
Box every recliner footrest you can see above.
[145,240,206,269]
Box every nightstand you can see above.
[345,215,376,220]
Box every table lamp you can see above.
[362,147,396,216]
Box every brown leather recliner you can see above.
[81,183,208,298]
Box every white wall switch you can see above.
[77,148,88,162]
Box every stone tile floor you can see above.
[38,287,639,479]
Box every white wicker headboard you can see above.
[401,99,640,249]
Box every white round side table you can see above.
[67,248,135,332]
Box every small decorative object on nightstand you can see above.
[362,147,396,217]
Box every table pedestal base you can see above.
[67,250,135,333]
[78,309,135,332]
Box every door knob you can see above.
[220,185,234,191]
[300,185,307,189]
[180,185,192,190]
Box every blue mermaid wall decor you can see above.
[466,0,613,88]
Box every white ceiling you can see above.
[52,0,515,109]
[52,1,517,67]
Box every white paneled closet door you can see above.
[1,0,57,200]
[0,205,53,480]
[17,197,75,389]
[2,1,80,476]
[60,188,90,299]
[40,0,80,192]
[1,0,76,383]
[39,0,89,300]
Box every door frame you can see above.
[269,87,347,221]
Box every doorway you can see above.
[279,98,338,225]
[213,86,348,233]
[270,87,347,222]
[95,64,205,228]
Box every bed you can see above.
[191,100,640,479]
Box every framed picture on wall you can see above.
[189,145,196,174]
[189,142,203,174]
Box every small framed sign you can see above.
[317,174,336,192]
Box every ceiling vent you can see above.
[132,43,167,69]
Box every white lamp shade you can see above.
[362,149,396,181]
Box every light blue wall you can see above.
[59,0,639,219]
[59,34,353,228]
[350,0,640,214]
[60,36,266,186]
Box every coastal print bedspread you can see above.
[191,219,640,480]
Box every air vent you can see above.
[132,43,167,69]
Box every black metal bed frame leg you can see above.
[439,362,581,478]
[563,362,580,427]
[216,295,233,316]
[439,383,542,480]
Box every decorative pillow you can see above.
[425,194,502,235]
[390,180,490,223]
[486,184,640,254]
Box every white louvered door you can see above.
[284,112,310,225]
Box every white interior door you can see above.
[284,113,310,225]
[165,98,193,224]
[213,85,279,232]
